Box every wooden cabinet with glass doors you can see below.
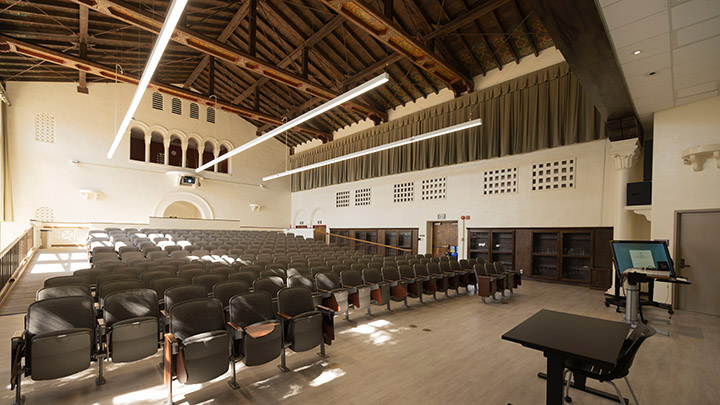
[329,228,418,256]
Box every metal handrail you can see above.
[320,230,412,252]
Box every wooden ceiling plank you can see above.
[490,9,519,64]
[77,4,88,93]
[510,0,538,56]
[68,0,387,123]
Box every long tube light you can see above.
[262,118,482,181]
[106,0,189,159]
[195,73,390,173]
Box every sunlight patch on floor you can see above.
[340,318,396,345]
[309,367,345,387]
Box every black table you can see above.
[502,309,631,405]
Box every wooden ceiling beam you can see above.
[510,0,538,56]
[0,34,330,141]
[321,0,474,96]
[423,0,511,40]
[490,9,519,64]
[182,1,250,90]
[77,4,89,93]
[68,0,387,123]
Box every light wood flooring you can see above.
[0,248,718,405]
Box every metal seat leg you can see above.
[625,377,639,405]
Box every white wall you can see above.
[651,95,720,303]
[295,47,566,153]
[4,82,292,230]
[292,138,616,259]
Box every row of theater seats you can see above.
[11,281,335,405]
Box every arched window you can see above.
[168,135,182,167]
[150,131,165,164]
[218,145,229,174]
[186,138,199,169]
[202,141,215,172]
[129,127,145,161]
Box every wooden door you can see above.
[676,211,720,316]
[431,221,458,257]
[313,225,327,243]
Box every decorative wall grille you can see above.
[151,92,163,110]
[171,98,182,115]
[34,113,55,143]
[336,191,350,207]
[355,188,371,206]
[532,158,575,191]
[189,103,199,119]
[483,167,518,195]
[393,182,414,203]
[35,206,54,222]
[207,107,216,123]
[421,177,446,200]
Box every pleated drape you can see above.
[289,62,606,192]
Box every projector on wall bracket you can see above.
[167,171,203,189]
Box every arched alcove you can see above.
[153,192,214,220]
[186,137,200,169]
[168,135,182,167]
[310,208,326,226]
[149,131,165,164]
[163,201,202,219]
[129,127,146,161]
[202,141,215,172]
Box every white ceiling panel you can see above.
[672,35,720,61]
[620,52,672,77]
[676,81,719,98]
[598,0,622,8]
[635,98,675,115]
[608,11,670,49]
[633,91,675,108]
[673,56,720,77]
[616,33,671,64]
[674,91,719,106]
[603,0,668,30]
[628,78,673,99]
[675,16,720,47]
[671,0,720,30]
[673,66,720,88]
[625,66,673,88]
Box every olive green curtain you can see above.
[289,62,605,192]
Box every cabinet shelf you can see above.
[562,254,591,259]
[533,253,558,257]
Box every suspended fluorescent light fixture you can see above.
[195,73,390,173]
[106,0,189,159]
[262,118,482,181]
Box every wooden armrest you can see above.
[277,312,292,320]
[402,277,414,281]
[97,318,105,327]
[366,281,377,285]
[342,284,354,288]
[317,288,329,293]
[94,302,100,310]
[245,323,276,339]
[316,305,333,312]
[160,309,169,318]
[164,333,177,345]
[227,321,242,331]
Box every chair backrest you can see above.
[210,267,235,278]
[459,259,471,270]
[439,262,452,273]
[266,263,286,271]
[362,267,383,284]
[164,285,208,313]
[179,268,206,283]
[287,275,316,292]
[73,269,106,285]
[381,266,401,282]
[277,287,315,317]
[141,270,174,288]
[44,275,89,288]
[98,280,145,301]
[97,272,136,288]
[103,289,158,327]
[193,274,226,292]
[229,271,257,285]
[150,277,187,300]
[611,325,656,378]
[413,263,429,277]
[449,260,461,270]
[474,263,489,276]
[36,284,91,301]
[27,296,95,336]
[228,291,275,328]
[398,265,415,279]
[241,265,264,277]
[493,261,506,273]
[260,268,287,281]
[475,256,486,266]
[350,263,366,272]
[316,272,342,290]
[340,269,364,287]
[484,262,497,275]
[253,276,285,298]
[332,264,349,274]
[213,281,251,308]
[170,298,225,341]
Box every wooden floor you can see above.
[1,248,719,405]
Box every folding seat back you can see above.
[93,252,119,263]
[178,268,206,283]
[241,264,263,278]
[315,272,349,314]
[170,250,190,259]
[227,290,283,366]
[484,262,506,291]
[19,296,96,381]
[350,263,366,272]
[361,268,391,307]
[192,274,226,294]
[191,249,210,257]
[150,277,187,302]
[398,264,424,300]
[253,277,286,300]
[213,281,251,310]
[260,268,287,281]
[310,266,331,277]
[44,275,89,288]
[168,298,229,385]
[276,288,325,354]
[340,270,371,312]
[332,264,349,275]
[98,280,144,305]
[229,271,257,285]
[164,285,208,314]
[459,259,471,270]
[209,266,234,279]
[179,262,204,271]
[210,249,227,256]
[494,260,518,287]
[141,270,174,288]
[121,251,145,262]
[97,272,135,287]
[36,284,91,301]
[73,269,107,286]
[103,289,159,363]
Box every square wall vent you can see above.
[336,190,350,208]
[34,113,55,143]
[355,188,371,206]
[421,177,446,200]
[483,167,518,195]
[532,158,575,191]
[393,182,414,203]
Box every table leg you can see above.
[545,353,565,405]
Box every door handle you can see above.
[680,258,690,268]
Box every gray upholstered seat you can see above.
[398,264,425,304]
[427,262,451,296]
[315,272,350,318]
[362,268,392,311]
[381,266,409,306]
[213,281,251,310]
[472,264,498,303]
[44,275,89,288]
[340,270,372,316]
[227,291,283,388]
[97,280,144,306]
[150,277,187,303]
[36,284,91,301]
[102,289,159,367]
[193,274,226,295]
[276,287,333,372]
